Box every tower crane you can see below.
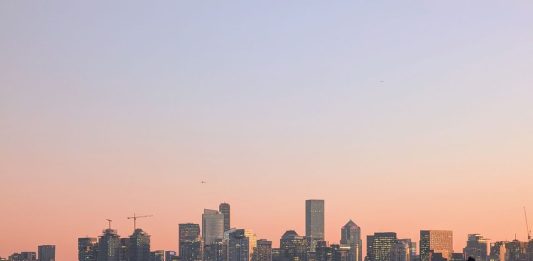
[106,219,113,229]
[127,213,153,230]
[524,207,531,241]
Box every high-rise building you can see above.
[280,230,308,261]
[129,229,151,261]
[340,220,362,261]
[489,242,507,261]
[179,223,203,261]
[420,230,453,261]
[219,203,231,232]
[78,237,98,261]
[98,229,121,261]
[204,239,226,261]
[391,240,411,261]
[505,240,527,261]
[306,200,325,248]
[119,238,130,261]
[316,241,333,261]
[366,233,397,261]
[38,245,55,261]
[526,240,533,261]
[228,229,257,261]
[203,209,225,245]
[254,240,273,261]
[150,251,165,261]
[463,234,489,261]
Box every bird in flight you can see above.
[201,181,206,184]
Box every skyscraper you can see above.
[228,229,257,261]
[179,223,203,261]
[204,239,226,261]
[331,245,351,261]
[129,229,151,261]
[253,240,273,261]
[419,230,453,261]
[38,245,55,261]
[78,237,98,261]
[98,229,121,261]
[489,242,507,261]
[463,234,489,261]
[340,220,362,261]
[366,232,397,261]
[203,209,225,245]
[391,240,411,261]
[280,230,308,261]
[219,203,231,232]
[306,200,325,251]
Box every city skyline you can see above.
[2,1,533,261]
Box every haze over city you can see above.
[1,1,533,261]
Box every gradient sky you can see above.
[1,1,533,261]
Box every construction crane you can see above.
[106,219,113,229]
[127,213,153,230]
[524,207,531,241]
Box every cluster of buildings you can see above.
[3,200,533,261]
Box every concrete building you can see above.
[340,220,362,261]
[179,223,203,261]
[306,200,325,250]
[98,229,121,261]
[463,234,489,261]
[129,229,151,261]
[38,245,55,261]
[253,240,273,261]
[78,237,98,261]
[219,203,231,232]
[420,230,453,261]
[366,233,397,261]
[203,209,225,245]
[280,230,308,261]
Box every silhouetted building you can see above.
[451,253,465,261]
[331,245,350,261]
[316,241,333,261]
[254,240,273,261]
[228,229,257,261]
[78,237,98,261]
[129,229,151,261]
[464,234,489,261]
[272,249,282,261]
[203,209,225,245]
[505,240,527,261]
[98,229,121,261]
[420,231,453,261]
[489,242,507,261]
[306,200,325,250]
[166,251,177,261]
[219,203,231,232]
[38,245,55,261]
[341,220,362,261]
[119,238,130,261]
[179,223,203,261]
[280,230,308,261]
[204,239,226,261]
[9,253,36,261]
[367,233,397,261]
[391,240,411,261]
[151,251,165,261]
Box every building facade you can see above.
[420,230,453,261]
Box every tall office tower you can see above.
[9,252,37,261]
[253,240,273,261]
[408,242,417,261]
[38,245,55,261]
[165,251,177,261]
[78,237,98,261]
[129,229,151,261]
[98,229,122,261]
[489,242,507,261]
[180,223,203,261]
[306,200,325,250]
[203,209,225,245]
[204,239,226,261]
[219,203,231,232]
[119,238,130,261]
[150,251,165,261]
[419,231,453,261]
[391,240,411,261]
[366,233,397,261]
[340,220,362,261]
[463,234,490,261]
[527,241,533,261]
[331,245,351,261]
[227,229,257,261]
[280,230,308,261]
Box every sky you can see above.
[1,1,533,260]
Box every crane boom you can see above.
[127,213,153,230]
[524,207,531,241]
